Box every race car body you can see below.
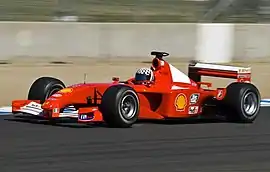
[12,51,260,127]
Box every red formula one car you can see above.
[12,51,261,127]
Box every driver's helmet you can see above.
[134,67,154,83]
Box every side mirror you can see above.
[112,77,119,82]
[145,81,155,87]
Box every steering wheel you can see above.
[151,51,169,59]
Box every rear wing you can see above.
[188,61,251,83]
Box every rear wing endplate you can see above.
[188,61,251,83]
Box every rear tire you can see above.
[100,85,140,128]
[223,82,260,123]
[28,77,66,104]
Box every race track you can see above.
[1,108,270,172]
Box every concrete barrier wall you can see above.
[0,22,269,61]
[0,22,196,59]
[234,24,270,60]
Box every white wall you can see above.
[195,23,234,63]
[0,22,269,61]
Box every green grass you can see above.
[0,0,261,22]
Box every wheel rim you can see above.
[243,92,258,116]
[120,94,137,120]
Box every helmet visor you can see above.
[135,73,150,81]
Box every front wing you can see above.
[13,101,79,118]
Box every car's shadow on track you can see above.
[4,117,107,128]
[4,115,236,129]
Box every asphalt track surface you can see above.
[1,108,270,172]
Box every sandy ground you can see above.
[0,58,269,106]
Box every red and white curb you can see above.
[261,99,270,107]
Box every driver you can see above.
[134,67,154,84]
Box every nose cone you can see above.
[41,88,74,109]
[41,83,119,111]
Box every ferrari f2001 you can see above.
[12,51,261,127]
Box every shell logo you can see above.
[174,93,187,111]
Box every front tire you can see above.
[100,85,140,128]
[223,82,261,123]
[28,77,66,103]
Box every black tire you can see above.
[223,82,261,123]
[28,77,66,104]
[100,85,140,128]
